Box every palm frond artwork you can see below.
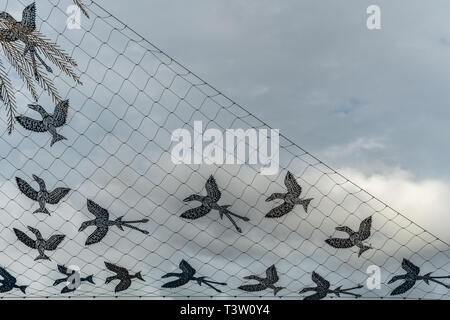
[73,0,90,19]
[0,3,82,134]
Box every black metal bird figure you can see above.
[0,3,53,78]
[325,216,373,257]
[79,200,149,246]
[238,265,284,296]
[300,272,363,300]
[16,174,70,215]
[53,265,95,294]
[388,259,450,296]
[181,175,249,233]
[0,267,27,294]
[16,101,69,147]
[105,262,144,293]
[13,226,65,261]
[265,171,313,218]
[162,259,227,293]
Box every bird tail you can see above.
[135,272,144,282]
[50,133,67,147]
[84,275,95,285]
[35,253,50,261]
[34,207,50,215]
[358,245,371,257]
[273,286,284,296]
[300,198,313,213]
[18,285,27,294]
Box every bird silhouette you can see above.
[53,265,95,294]
[300,272,363,300]
[13,226,65,261]
[16,101,69,147]
[16,174,70,215]
[325,216,373,257]
[181,175,249,233]
[0,2,53,78]
[265,171,313,218]
[162,259,227,293]
[79,200,149,246]
[105,262,144,293]
[238,265,284,296]
[0,267,27,294]
[389,259,450,296]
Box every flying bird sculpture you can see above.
[238,265,284,296]
[16,174,70,215]
[79,200,149,246]
[53,265,95,294]
[105,262,144,293]
[325,216,373,257]
[162,259,227,293]
[389,259,450,296]
[16,101,69,147]
[265,171,313,218]
[181,175,249,233]
[300,272,363,300]
[0,267,27,294]
[13,226,65,261]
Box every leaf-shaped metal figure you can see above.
[0,267,27,294]
[0,3,53,78]
[238,265,284,296]
[16,174,70,215]
[388,259,450,296]
[79,200,149,246]
[16,101,69,147]
[53,265,95,294]
[325,216,372,257]
[265,171,313,218]
[105,262,144,293]
[162,259,227,293]
[300,272,363,300]
[181,175,250,233]
[13,226,65,261]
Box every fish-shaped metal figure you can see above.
[0,267,27,294]
[265,171,313,218]
[181,175,250,233]
[79,199,149,246]
[0,3,53,78]
[16,101,69,147]
[105,262,144,293]
[300,272,363,300]
[238,265,284,296]
[389,259,450,296]
[53,265,95,294]
[325,216,372,257]
[16,174,70,215]
[162,259,227,293]
[13,226,65,261]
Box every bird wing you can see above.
[358,216,372,240]
[47,187,70,204]
[238,284,268,292]
[105,262,128,277]
[115,278,132,293]
[87,200,109,219]
[85,225,109,245]
[21,3,36,30]
[162,278,190,289]
[52,100,69,127]
[325,237,354,249]
[205,176,221,202]
[57,265,69,275]
[303,291,328,300]
[390,280,416,296]
[180,260,196,277]
[284,171,302,197]
[13,228,37,249]
[265,202,294,218]
[0,285,13,293]
[312,272,330,289]
[402,259,420,276]
[15,116,46,132]
[44,235,65,250]
[266,265,279,283]
[0,267,15,283]
[180,205,211,219]
[16,177,38,201]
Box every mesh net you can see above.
[0,0,449,299]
